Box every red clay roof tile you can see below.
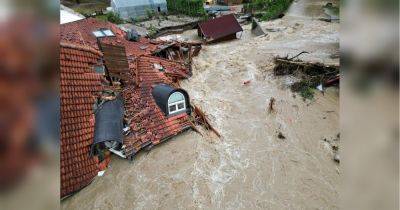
[60,42,103,198]
[60,18,158,58]
[122,55,191,155]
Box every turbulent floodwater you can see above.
[61,0,340,209]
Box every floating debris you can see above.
[268,97,276,113]
[278,132,286,139]
[273,54,340,100]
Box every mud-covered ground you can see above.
[61,0,340,209]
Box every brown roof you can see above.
[122,55,191,155]
[60,42,103,198]
[198,14,243,41]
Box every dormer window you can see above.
[93,29,115,38]
[152,84,191,116]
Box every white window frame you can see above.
[168,92,186,115]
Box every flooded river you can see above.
[61,0,340,209]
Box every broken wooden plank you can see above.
[192,105,221,138]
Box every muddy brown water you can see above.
[61,0,340,209]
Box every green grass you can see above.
[96,14,108,21]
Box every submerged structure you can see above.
[198,14,243,43]
[60,17,198,197]
[111,0,168,19]
[122,56,192,158]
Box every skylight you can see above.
[93,31,105,38]
[92,29,115,38]
[103,29,115,36]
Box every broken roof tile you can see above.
[122,55,191,156]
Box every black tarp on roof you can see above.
[93,95,124,145]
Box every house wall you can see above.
[209,33,238,43]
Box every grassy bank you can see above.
[244,0,293,21]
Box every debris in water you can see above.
[317,84,323,92]
[278,132,286,139]
[243,80,251,85]
[251,18,266,36]
[333,154,340,163]
[273,55,340,100]
[97,171,105,177]
[268,97,276,113]
[192,105,221,138]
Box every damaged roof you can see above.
[122,55,192,155]
[60,42,104,198]
[198,14,243,41]
[60,18,158,57]
[60,18,195,197]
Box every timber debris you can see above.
[191,105,221,138]
[268,97,276,113]
[273,55,339,100]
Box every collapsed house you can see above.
[111,0,168,20]
[198,14,243,43]
[152,41,202,65]
[60,18,201,197]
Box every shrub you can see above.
[147,25,158,38]
[146,9,156,19]
[106,12,124,24]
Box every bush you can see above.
[147,25,158,38]
[146,9,156,19]
[106,12,124,24]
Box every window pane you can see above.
[103,29,115,36]
[177,103,185,110]
[168,92,184,103]
[169,105,176,112]
[93,31,105,37]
